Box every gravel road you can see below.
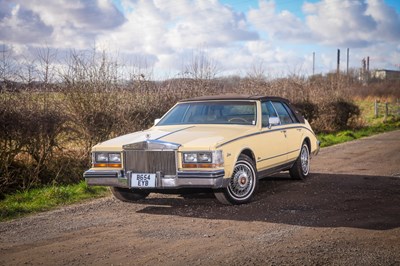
[1,130,400,265]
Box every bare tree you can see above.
[247,60,267,81]
[16,56,37,85]
[184,49,219,80]
[0,44,17,87]
[36,45,58,84]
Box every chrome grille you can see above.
[124,150,177,175]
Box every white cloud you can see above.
[100,0,258,50]
[164,0,258,49]
[0,0,125,48]
[0,0,399,77]
[304,0,376,46]
[247,0,400,48]
[0,3,53,43]
[303,0,400,47]
[248,0,311,41]
[365,0,400,42]
[96,0,258,72]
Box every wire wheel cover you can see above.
[228,161,255,199]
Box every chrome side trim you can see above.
[216,125,317,148]
[258,161,295,179]
[257,149,299,163]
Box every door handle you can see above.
[297,128,302,131]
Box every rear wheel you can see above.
[289,142,310,180]
[110,187,149,202]
[214,154,258,205]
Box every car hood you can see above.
[92,125,255,151]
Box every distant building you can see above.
[371,69,400,80]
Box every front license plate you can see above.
[131,173,156,188]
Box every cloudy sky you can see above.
[1,0,399,78]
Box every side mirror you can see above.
[154,118,161,126]
[268,117,280,128]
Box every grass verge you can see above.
[0,181,109,222]
[318,117,400,148]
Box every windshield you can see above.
[157,101,257,126]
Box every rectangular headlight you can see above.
[92,152,122,168]
[183,153,198,163]
[108,153,121,163]
[183,152,212,163]
[197,152,212,163]
[95,153,109,163]
[182,151,223,167]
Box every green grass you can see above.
[318,117,400,148]
[0,181,110,222]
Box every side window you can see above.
[282,103,299,123]
[272,101,294,125]
[261,101,278,127]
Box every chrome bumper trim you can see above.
[177,169,225,179]
[84,170,129,188]
[84,169,228,189]
[160,170,228,189]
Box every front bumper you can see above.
[83,169,228,189]
[84,169,128,187]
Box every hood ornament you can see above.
[145,133,151,140]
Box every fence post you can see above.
[397,98,400,117]
[384,102,388,121]
[374,99,379,118]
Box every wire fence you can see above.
[374,99,400,119]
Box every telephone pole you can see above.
[346,48,349,75]
[312,52,315,75]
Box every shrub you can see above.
[293,101,319,124]
[313,99,361,132]
[0,93,69,193]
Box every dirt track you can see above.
[1,130,400,265]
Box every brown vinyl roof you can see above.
[180,94,288,102]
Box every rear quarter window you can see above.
[272,101,294,125]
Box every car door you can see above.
[255,101,288,172]
[271,101,303,162]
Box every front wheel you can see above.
[289,142,310,180]
[214,154,258,205]
[110,187,149,202]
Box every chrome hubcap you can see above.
[301,145,309,175]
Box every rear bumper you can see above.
[83,169,228,189]
[312,140,321,156]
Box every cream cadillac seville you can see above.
[84,95,320,205]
